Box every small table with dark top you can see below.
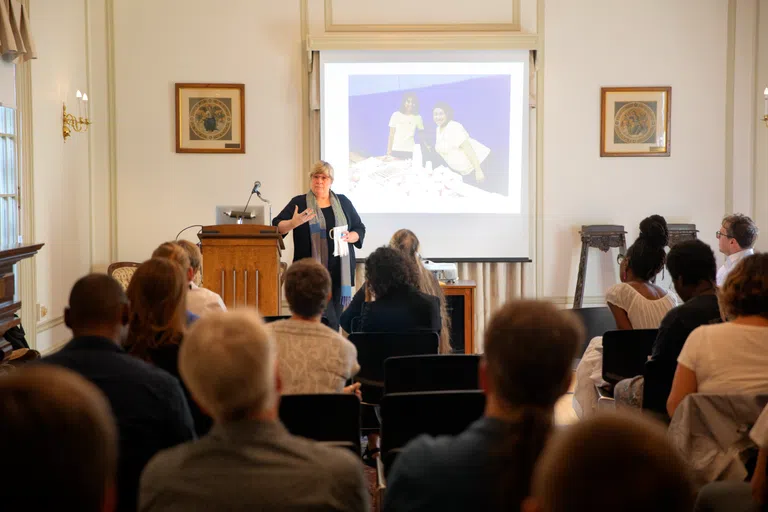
[667,223,698,247]
[574,225,627,309]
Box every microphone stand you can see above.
[256,190,272,228]
[238,190,256,225]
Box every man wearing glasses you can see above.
[715,214,759,286]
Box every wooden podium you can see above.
[198,225,284,315]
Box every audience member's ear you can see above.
[521,496,544,512]
[63,307,72,329]
[478,358,489,393]
[187,266,195,283]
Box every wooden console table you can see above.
[0,243,44,359]
[442,280,476,355]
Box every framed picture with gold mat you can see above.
[600,86,670,157]
[175,83,245,154]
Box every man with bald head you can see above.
[42,273,195,512]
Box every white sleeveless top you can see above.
[605,282,680,329]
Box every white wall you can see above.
[755,1,768,253]
[542,0,729,303]
[29,0,109,353]
[113,0,304,263]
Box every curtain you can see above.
[355,261,527,353]
[0,0,36,62]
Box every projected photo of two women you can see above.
[348,74,511,199]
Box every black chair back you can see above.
[602,329,658,384]
[278,394,361,455]
[380,390,486,474]
[642,357,677,420]
[569,307,617,358]
[264,315,330,326]
[348,332,439,386]
[384,355,480,394]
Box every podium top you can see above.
[198,225,285,249]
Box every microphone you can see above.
[226,181,258,224]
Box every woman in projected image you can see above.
[386,92,425,159]
[425,102,491,189]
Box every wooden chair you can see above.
[384,355,480,394]
[107,261,140,291]
[278,394,361,455]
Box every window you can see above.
[0,105,17,247]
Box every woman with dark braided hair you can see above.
[573,215,681,418]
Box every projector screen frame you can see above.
[316,48,537,261]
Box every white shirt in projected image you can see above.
[388,112,424,152]
[435,120,490,174]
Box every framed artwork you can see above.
[175,83,245,153]
[600,86,671,157]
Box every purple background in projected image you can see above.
[348,74,512,195]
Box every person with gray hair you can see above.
[138,309,369,512]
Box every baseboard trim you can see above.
[37,315,64,333]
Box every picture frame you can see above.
[175,83,245,154]
[600,86,671,157]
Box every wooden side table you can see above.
[574,226,627,309]
[441,280,476,355]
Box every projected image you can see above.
[347,75,511,202]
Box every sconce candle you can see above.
[62,91,93,141]
[764,87,768,117]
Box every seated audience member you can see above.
[341,245,440,335]
[139,309,369,512]
[176,239,226,316]
[0,366,117,512]
[614,239,722,408]
[383,300,583,512]
[668,253,768,418]
[269,258,360,395]
[522,413,695,512]
[151,241,200,324]
[41,274,195,512]
[694,402,768,512]
[574,215,680,418]
[716,213,758,286]
[125,258,212,436]
[342,229,452,353]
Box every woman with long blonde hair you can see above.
[389,229,452,354]
[124,257,210,434]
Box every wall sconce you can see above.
[62,90,92,141]
[764,88,768,127]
